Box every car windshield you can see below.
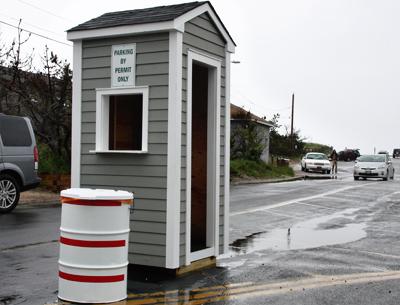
[358,155,386,162]
[306,154,328,160]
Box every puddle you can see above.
[0,295,19,304]
[218,259,248,269]
[230,208,367,255]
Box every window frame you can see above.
[92,86,149,154]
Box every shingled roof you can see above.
[67,1,236,50]
[231,104,274,127]
[68,1,208,32]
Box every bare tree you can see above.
[0,21,72,168]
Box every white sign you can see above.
[111,44,136,87]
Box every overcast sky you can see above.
[1,0,399,154]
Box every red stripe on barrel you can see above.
[60,197,123,206]
[60,237,125,248]
[59,271,124,283]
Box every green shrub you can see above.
[231,159,294,179]
[231,113,266,161]
[304,142,332,155]
[38,143,70,174]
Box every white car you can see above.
[301,152,331,174]
[353,154,395,181]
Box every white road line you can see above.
[323,195,363,203]
[260,209,304,220]
[296,201,339,211]
[329,246,400,260]
[231,183,376,216]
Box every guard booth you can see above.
[67,1,235,272]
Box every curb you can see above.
[231,173,337,185]
[18,201,60,209]
[304,174,333,180]
[231,175,304,186]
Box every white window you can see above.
[93,86,148,153]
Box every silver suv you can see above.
[0,114,41,213]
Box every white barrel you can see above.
[58,188,133,303]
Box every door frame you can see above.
[185,49,221,265]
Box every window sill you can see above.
[89,150,148,154]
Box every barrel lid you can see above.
[61,188,134,200]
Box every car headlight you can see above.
[354,164,360,168]
[377,164,386,169]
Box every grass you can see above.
[230,159,294,179]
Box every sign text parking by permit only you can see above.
[111,44,136,87]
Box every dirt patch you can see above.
[40,174,70,192]
[19,189,60,206]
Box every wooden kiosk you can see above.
[67,1,235,272]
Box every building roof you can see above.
[68,2,206,32]
[231,104,274,127]
[67,1,235,52]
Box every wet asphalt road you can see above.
[0,207,60,305]
[1,160,400,304]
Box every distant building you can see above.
[231,104,274,162]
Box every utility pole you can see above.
[290,93,295,151]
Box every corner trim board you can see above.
[224,52,231,254]
[166,30,183,269]
[71,40,82,188]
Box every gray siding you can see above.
[80,33,169,267]
[181,13,227,265]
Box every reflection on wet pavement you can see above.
[230,208,367,255]
[0,295,20,304]
[118,271,400,305]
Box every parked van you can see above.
[0,114,41,213]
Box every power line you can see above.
[17,0,72,23]
[231,87,291,113]
[0,12,65,38]
[0,20,72,47]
